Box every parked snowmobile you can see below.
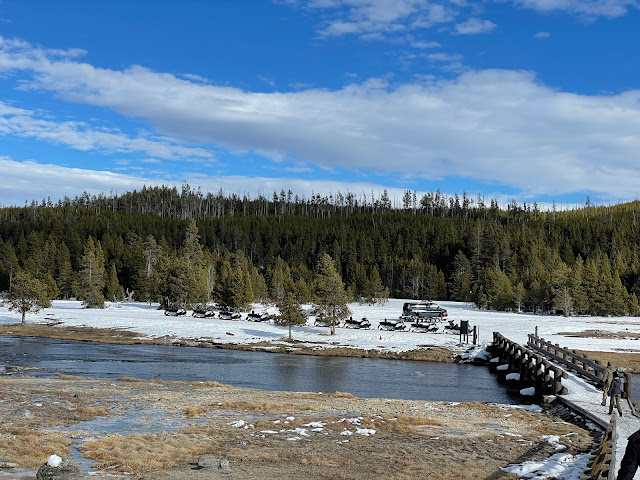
[314,316,341,328]
[344,317,371,329]
[409,320,439,333]
[218,309,242,320]
[164,304,187,317]
[192,304,215,318]
[443,320,461,333]
[247,310,271,322]
[378,318,406,331]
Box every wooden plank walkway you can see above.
[555,370,640,479]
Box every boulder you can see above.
[196,455,230,473]
[36,457,82,480]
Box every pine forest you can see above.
[1,185,640,317]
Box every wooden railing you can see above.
[493,332,568,396]
[527,332,632,402]
[581,413,617,480]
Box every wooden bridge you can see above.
[491,331,640,480]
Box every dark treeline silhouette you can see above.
[2,185,639,316]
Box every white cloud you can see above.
[533,31,551,38]
[453,18,497,35]
[307,0,456,39]
[410,40,442,48]
[0,100,214,162]
[507,0,638,18]
[0,157,433,207]
[2,37,640,201]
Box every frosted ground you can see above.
[1,298,639,356]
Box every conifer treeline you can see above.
[2,185,640,316]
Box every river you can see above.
[0,336,523,403]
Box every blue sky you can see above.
[0,0,638,208]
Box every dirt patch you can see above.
[0,377,594,480]
[559,329,640,340]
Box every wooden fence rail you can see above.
[492,332,568,396]
[580,413,617,480]
[527,332,632,402]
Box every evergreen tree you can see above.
[484,266,514,311]
[78,237,106,308]
[362,265,388,305]
[449,251,472,302]
[42,271,60,301]
[9,270,51,324]
[513,281,526,313]
[570,256,588,314]
[55,243,74,299]
[551,261,572,316]
[105,263,124,302]
[314,254,351,335]
[274,292,307,341]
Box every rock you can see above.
[196,455,231,473]
[8,407,32,419]
[36,457,82,480]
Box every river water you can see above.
[0,337,520,403]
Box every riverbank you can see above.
[3,322,640,373]
[0,376,594,480]
[3,299,640,370]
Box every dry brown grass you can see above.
[78,432,217,477]
[214,400,317,412]
[0,428,73,468]
[0,323,151,344]
[184,405,208,417]
[119,376,145,382]
[77,405,111,417]
[55,374,86,381]
[328,391,355,398]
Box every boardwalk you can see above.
[553,370,640,479]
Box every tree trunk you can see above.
[288,326,292,341]
[21,311,26,324]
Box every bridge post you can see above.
[623,372,632,401]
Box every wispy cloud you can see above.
[0,100,215,162]
[1,36,640,201]
[533,31,551,38]
[507,0,638,18]
[453,18,497,35]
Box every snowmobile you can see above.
[409,320,439,333]
[192,304,215,318]
[443,320,461,334]
[344,317,371,329]
[378,318,406,331]
[218,309,242,320]
[314,316,341,328]
[164,304,187,316]
[247,311,271,322]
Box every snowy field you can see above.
[2,300,638,480]
[1,298,640,356]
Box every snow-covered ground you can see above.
[2,298,639,356]
[2,299,639,480]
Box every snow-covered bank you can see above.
[1,299,640,356]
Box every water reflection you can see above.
[0,336,518,403]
